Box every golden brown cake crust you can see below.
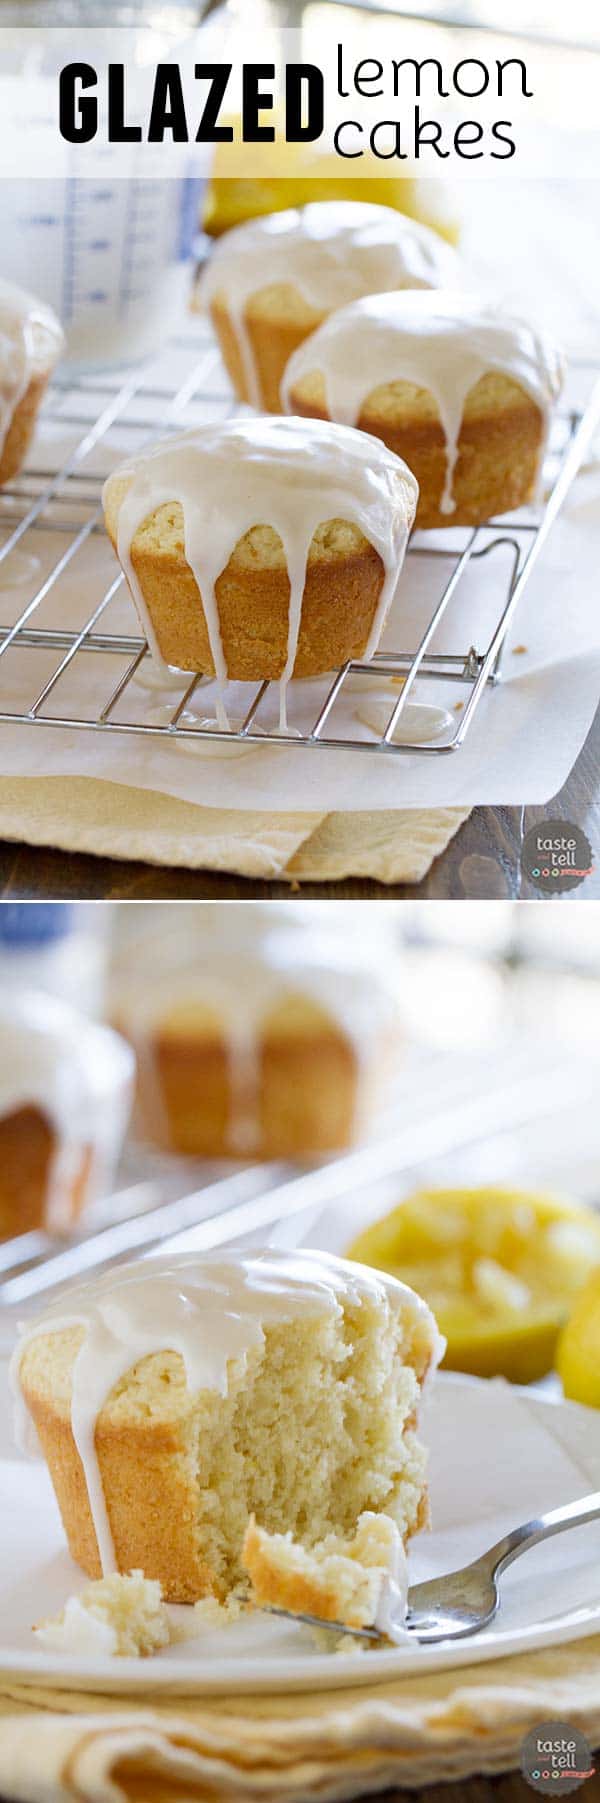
[243,1503,429,1626]
[209,288,328,413]
[103,478,386,680]
[0,1107,92,1240]
[287,370,544,529]
[241,1515,355,1624]
[0,372,50,488]
[136,1021,361,1158]
[20,1361,217,1603]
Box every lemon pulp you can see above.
[348,1186,600,1383]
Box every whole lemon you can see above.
[556,1272,600,1408]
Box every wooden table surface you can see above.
[0,1768,576,1801]
[0,704,597,902]
[353,1782,546,1800]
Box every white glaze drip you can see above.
[0,279,63,454]
[199,202,461,409]
[12,1248,443,1578]
[0,992,134,1231]
[372,1522,411,1645]
[283,291,564,514]
[355,695,454,744]
[104,416,418,730]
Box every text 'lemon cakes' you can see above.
[13,1249,443,1604]
[109,909,399,1159]
[283,291,564,529]
[0,280,63,486]
[196,200,462,411]
[0,992,134,1240]
[102,414,418,730]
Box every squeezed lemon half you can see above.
[556,1273,600,1408]
[347,1187,600,1383]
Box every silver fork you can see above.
[267,1489,600,1645]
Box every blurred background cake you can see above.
[0,279,63,486]
[196,200,461,411]
[0,992,133,1239]
[108,904,401,1160]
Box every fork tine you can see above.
[264,1606,381,1641]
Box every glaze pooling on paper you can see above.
[12,1248,443,1579]
[199,201,461,408]
[283,291,563,514]
[104,415,418,732]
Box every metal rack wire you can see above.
[0,320,598,759]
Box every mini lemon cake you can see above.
[243,1510,409,1640]
[0,280,63,486]
[196,200,461,411]
[0,993,134,1239]
[109,909,399,1159]
[13,1249,443,1604]
[102,414,418,730]
[283,292,564,529]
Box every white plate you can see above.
[2,1373,600,1696]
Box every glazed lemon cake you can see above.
[0,992,134,1240]
[109,908,399,1159]
[283,292,564,529]
[196,200,461,411]
[0,280,63,486]
[13,1249,443,1604]
[102,415,418,730]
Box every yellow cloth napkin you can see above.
[0,776,469,883]
[1,1636,599,1800]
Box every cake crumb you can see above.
[454,701,464,712]
[512,644,528,655]
[308,1624,368,1654]
[192,1590,246,1629]
[33,1571,171,1659]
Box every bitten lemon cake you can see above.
[0,993,134,1239]
[0,280,63,486]
[13,1249,443,1605]
[109,908,399,1159]
[196,200,461,411]
[102,415,417,729]
[283,292,564,529]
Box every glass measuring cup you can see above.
[0,2,217,368]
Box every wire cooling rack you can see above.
[0,318,598,759]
